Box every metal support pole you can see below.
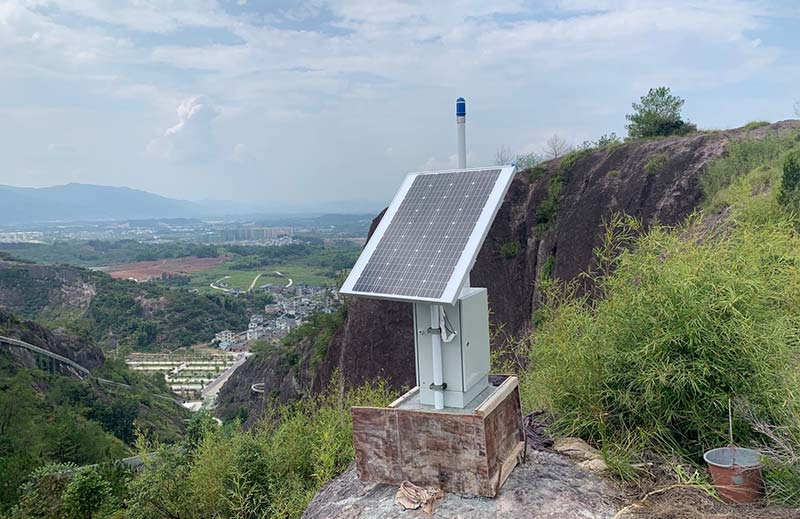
[430,304,444,409]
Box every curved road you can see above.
[248,273,262,292]
[210,275,232,292]
[274,271,293,288]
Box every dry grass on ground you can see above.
[620,486,800,519]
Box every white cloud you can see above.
[0,0,796,207]
[147,95,220,161]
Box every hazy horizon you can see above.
[2,1,800,209]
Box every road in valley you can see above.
[201,352,250,400]
[274,271,293,288]
[210,275,232,292]
[248,273,263,292]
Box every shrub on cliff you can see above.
[778,149,800,211]
[626,87,695,139]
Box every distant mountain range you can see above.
[0,183,205,224]
[0,183,384,225]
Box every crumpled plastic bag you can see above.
[394,480,444,515]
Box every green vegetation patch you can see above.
[527,165,547,183]
[521,215,800,478]
[744,120,770,131]
[625,86,695,139]
[0,240,219,268]
[500,242,520,259]
[279,306,346,370]
[11,381,395,518]
[778,148,800,211]
[0,327,186,512]
[540,256,555,279]
[520,142,800,504]
[643,153,668,175]
[700,132,799,210]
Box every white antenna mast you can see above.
[457,97,466,168]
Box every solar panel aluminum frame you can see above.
[340,165,516,306]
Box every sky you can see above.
[1,0,799,212]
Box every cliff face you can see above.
[215,338,317,426]
[0,259,97,320]
[217,121,800,417]
[0,309,105,373]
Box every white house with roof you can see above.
[214,330,235,343]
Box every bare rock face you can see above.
[302,450,621,519]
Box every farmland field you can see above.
[188,263,335,293]
[107,256,227,281]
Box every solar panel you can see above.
[340,166,516,305]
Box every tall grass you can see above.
[700,132,799,211]
[521,215,800,462]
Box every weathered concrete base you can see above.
[302,450,622,519]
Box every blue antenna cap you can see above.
[456,97,466,117]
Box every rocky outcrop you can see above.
[217,121,800,417]
[302,450,621,519]
[0,309,105,372]
[0,258,98,319]
[215,338,316,425]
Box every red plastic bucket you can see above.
[703,447,764,503]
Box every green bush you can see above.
[626,87,695,139]
[9,463,74,518]
[521,216,800,466]
[744,120,770,131]
[778,149,800,210]
[596,133,622,149]
[540,257,555,279]
[757,401,800,505]
[643,153,667,175]
[515,152,542,171]
[527,166,547,183]
[534,176,563,231]
[500,242,520,259]
[62,468,112,519]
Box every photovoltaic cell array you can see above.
[351,168,501,300]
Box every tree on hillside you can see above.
[544,134,570,158]
[495,146,543,170]
[61,469,111,519]
[515,151,543,170]
[494,145,514,166]
[625,87,695,138]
